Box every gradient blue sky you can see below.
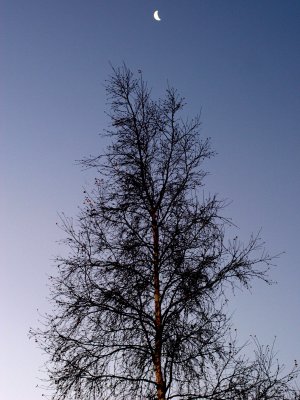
[1,1,299,398]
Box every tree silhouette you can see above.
[31,65,299,400]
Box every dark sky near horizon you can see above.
[1,1,300,398]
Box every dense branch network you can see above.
[31,65,299,400]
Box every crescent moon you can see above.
[153,10,161,21]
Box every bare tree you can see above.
[31,65,299,400]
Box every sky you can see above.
[1,1,299,398]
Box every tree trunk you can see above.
[152,210,166,400]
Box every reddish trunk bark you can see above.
[152,210,166,400]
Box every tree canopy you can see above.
[31,65,299,400]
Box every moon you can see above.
[153,10,161,21]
